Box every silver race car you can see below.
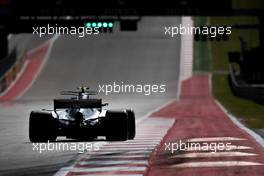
[29,87,136,142]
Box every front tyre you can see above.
[29,111,57,142]
[105,110,128,141]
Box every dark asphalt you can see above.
[0,17,181,176]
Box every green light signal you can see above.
[92,22,97,27]
[108,22,113,28]
[86,21,114,28]
[97,22,102,27]
[86,22,91,27]
[102,22,108,28]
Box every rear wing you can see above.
[54,99,102,109]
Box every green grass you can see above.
[209,14,264,129]
[209,17,259,71]
[193,6,264,129]
[212,75,264,129]
[193,17,212,72]
[233,0,264,9]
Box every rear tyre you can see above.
[29,111,57,142]
[105,110,128,141]
[126,109,136,139]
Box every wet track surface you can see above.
[0,17,181,175]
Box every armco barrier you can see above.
[229,65,264,104]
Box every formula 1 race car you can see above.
[29,87,136,142]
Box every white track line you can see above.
[172,152,257,158]
[89,151,152,155]
[107,142,159,145]
[187,137,247,142]
[55,166,147,173]
[215,99,264,148]
[74,175,142,176]
[54,118,175,176]
[169,161,263,168]
[102,145,157,148]
[184,145,253,151]
[208,74,264,148]
[60,175,142,176]
[105,144,159,146]
[96,148,155,151]
[78,160,148,166]
[84,155,149,159]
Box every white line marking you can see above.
[99,148,155,151]
[215,99,264,148]
[86,155,149,159]
[135,138,163,140]
[172,152,257,158]
[78,160,148,166]
[54,168,144,176]
[105,144,158,147]
[187,137,247,142]
[56,166,147,172]
[135,135,165,137]
[228,145,253,150]
[54,118,175,176]
[209,74,264,149]
[169,161,263,168]
[137,130,167,131]
[106,142,159,145]
[101,147,156,151]
[107,142,159,145]
[62,175,143,176]
[139,101,176,123]
[90,151,152,155]
[136,133,166,135]
[133,139,161,141]
[133,138,162,140]
[103,144,157,147]
[184,145,253,151]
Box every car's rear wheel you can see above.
[126,109,136,139]
[105,110,128,141]
[29,111,57,142]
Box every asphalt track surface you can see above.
[0,17,181,176]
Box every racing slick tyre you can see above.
[29,111,57,142]
[126,109,136,139]
[105,110,128,141]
